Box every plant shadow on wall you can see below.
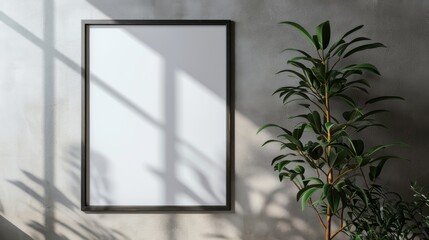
[201,113,321,240]
[254,20,428,240]
[8,169,129,240]
[0,0,130,237]
[0,9,232,238]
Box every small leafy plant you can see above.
[258,21,404,240]
[346,184,429,240]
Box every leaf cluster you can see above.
[346,184,429,240]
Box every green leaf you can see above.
[355,156,364,166]
[324,122,334,131]
[278,133,303,149]
[327,39,345,56]
[293,124,306,140]
[280,48,312,58]
[365,96,405,105]
[311,65,325,82]
[328,149,338,167]
[330,149,348,168]
[342,25,364,39]
[369,155,399,164]
[301,187,320,210]
[342,109,362,121]
[346,79,370,88]
[257,123,292,135]
[336,37,371,57]
[352,139,364,155]
[289,56,321,65]
[299,103,310,109]
[279,172,289,181]
[310,111,322,133]
[309,145,323,160]
[365,143,398,156]
[327,25,363,56]
[294,165,305,174]
[270,154,297,165]
[276,69,306,82]
[296,184,323,201]
[354,186,369,207]
[316,21,330,49]
[335,94,356,108]
[357,123,386,132]
[274,160,289,171]
[303,177,324,185]
[261,139,285,147]
[342,63,381,75]
[343,43,386,58]
[274,160,304,171]
[280,21,317,49]
[358,109,389,121]
[326,186,341,213]
[312,35,321,50]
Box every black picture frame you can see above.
[81,20,234,212]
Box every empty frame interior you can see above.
[83,20,231,211]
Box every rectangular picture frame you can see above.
[82,20,233,212]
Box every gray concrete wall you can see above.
[1,0,428,239]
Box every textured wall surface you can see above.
[1,0,429,239]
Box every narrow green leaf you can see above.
[358,109,389,121]
[261,139,285,147]
[342,25,364,39]
[289,56,321,65]
[303,177,324,184]
[280,21,317,49]
[346,79,370,87]
[316,21,330,49]
[327,39,345,55]
[365,143,398,156]
[296,184,323,201]
[343,43,386,58]
[301,187,320,210]
[257,123,291,135]
[327,25,363,56]
[276,69,307,82]
[299,103,310,109]
[278,133,303,149]
[337,37,371,56]
[365,96,405,105]
[335,94,356,108]
[342,63,381,75]
[271,154,297,165]
[354,186,369,207]
[357,123,386,132]
[281,48,312,57]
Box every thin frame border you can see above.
[81,20,234,213]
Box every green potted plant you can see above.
[346,183,429,239]
[258,21,404,240]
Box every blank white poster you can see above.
[86,23,229,208]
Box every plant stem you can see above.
[325,78,333,240]
[309,198,327,230]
